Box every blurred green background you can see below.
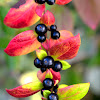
[0,0,100,100]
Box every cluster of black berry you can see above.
[50,25,60,40]
[34,56,60,99]
[35,0,55,5]
[35,24,60,43]
[42,78,58,100]
[34,56,62,72]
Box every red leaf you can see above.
[37,69,61,83]
[74,0,100,30]
[40,10,55,26]
[59,30,73,40]
[6,86,36,98]
[58,33,81,60]
[35,4,45,17]
[42,30,74,51]
[50,69,61,82]
[6,81,43,98]
[4,0,40,28]
[46,33,81,60]
[37,70,46,83]
[4,30,41,56]
[56,0,72,5]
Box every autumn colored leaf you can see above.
[35,4,45,17]
[37,70,46,83]
[74,0,100,30]
[43,33,81,60]
[57,83,90,100]
[4,30,41,56]
[50,69,61,83]
[36,49,47,60]
[6,81,43,98]
[37,69,61,83]
[59,30,73,40]
[56,0,72,5]
[4,0,44,28]
[40,10,55,26]
[57,33,81,60]
[42,30,73,50]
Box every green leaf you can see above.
[60,60,71,70]
[36,49,47,60]
[58,84,68,89]
[43,90,51,98]
[58,83,90,100]
[22,80,43,91]
[45,70,53,79]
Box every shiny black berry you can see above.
[46,0,55,5]
[43,78,54,89]
[35,24,47,35]
[41,67,46,73]
[51,31,60,39]
[34,58,42,68]
[35,0,45,4]
[37,35,46,43]
[52,61,62,72]
[48,93,58,100]
[53,85,58,93]
[42,56,54,68]
[50,25,57,31]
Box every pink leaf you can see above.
[74,0,100,30]
[35,4,45,17]
[56,0,72,5]
[37,69,61,83]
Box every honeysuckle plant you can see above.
[4,30,80,57]
[6,71,90,100]
[4,0,90,100]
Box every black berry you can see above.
[51,31,60,39]
[52,61,62,72]
[37,35,46,43]
[41,67,47,73]
[34,58,42,68]
[42,56,54,68]
[35,24,47,35]
[53,85,58,93]
[48,93,58,100]
[43,78,54,89]
[35,0,45,4]
[50,25,57,31]
[46,0,55,5]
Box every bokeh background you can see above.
[0,0,100,100]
